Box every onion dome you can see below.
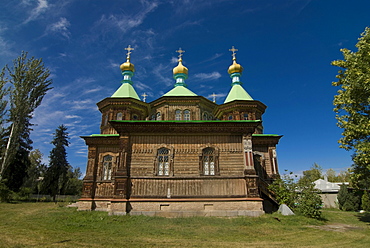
[228,57,243,74]
[173,58,188,75]
[120,56,135,72]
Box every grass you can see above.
[0,203,369,247]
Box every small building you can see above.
[78,46,282,217]
[314,178,349,208]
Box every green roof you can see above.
[163,86,197,97]
[111,83,140,100]
[224,84,253,103]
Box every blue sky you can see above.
[1,0,369,177]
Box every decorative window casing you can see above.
[117,112,123,120]
[99,153,119,181]
[102,155,112,180]
[156,112,161,120]
[243,113,248,120]
[156,147,171,176]
[200,147,219,176]
[184,110,190,120]
[154,146,174,176]
[202,112,208,120]
[132,114,138,120]
[175,110,182,120]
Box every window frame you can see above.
[199,147,219,176]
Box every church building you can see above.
[78,46,282,217]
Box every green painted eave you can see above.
[111,120,261,123]
[252,134,281,137]
[90,134,119,137]
[163,86,197,97]
[224,84,253,103]
[111,83,140,100]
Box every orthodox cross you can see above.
[211,92,217,103]
[176,48,185,59]
[125,45,134,57]
[229,46,238,59]
[141,92,148,102]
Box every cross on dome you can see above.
[229,46,238,60]
[125,45,134,57]
[141,92,148,102]
[176,48,185,59]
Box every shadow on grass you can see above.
[356,212,370,224]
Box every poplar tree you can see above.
[43,125,70,201]
[0,52,52,191]
[332,27,370,187]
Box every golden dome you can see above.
[228,58,243,74]
[120,57,135,72]
[173,58,188,75]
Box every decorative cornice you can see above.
[109,120,260,134]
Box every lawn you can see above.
[0,202,369,247]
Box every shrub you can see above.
[0,180,13,202]
[361,191,370,211]
[337,184,360,211]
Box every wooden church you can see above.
[78,46,282,217]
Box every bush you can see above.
[0,180,13,202]
[269,173,323,219]
[337,184,360,211]
[361,191,370,211]
[296,184,322,219]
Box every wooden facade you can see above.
[78,94,282,217]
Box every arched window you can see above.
[132,114,138,120]
[243,113,248,120]
[175,110,182,120]
[102,155,113,180]
[202,112,208,120]
[228,115,233,120]
[117,112,123,120]
[201,147,217,176]
[156,112,161,120]
[157,148,170,176]
[184,110,190,120]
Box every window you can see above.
[102,155,113,180]
[175,110,182,120]
[243,113,248,120]
[156,112,161,120]
[202,112,208,120]
[151,114,156,120]
[201,147,216,176]
[117,112,123,120]
[184,110,190,120]
[157,148,170,176]
[132,114,138,120]
[228,115,233,120]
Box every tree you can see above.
[0,52,52,191]
[43,125,70,201]
[325,168,351,182]
[361,190,370,211]
[332,27,370,187]
[23,149,46,193]
[64,167,83,196]
[337,184,360,211]
[298,163,323,184]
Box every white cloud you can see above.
[23,0,49,24]
[194,72,221,81]
[46,17,71,39]
[94,1,159,34]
